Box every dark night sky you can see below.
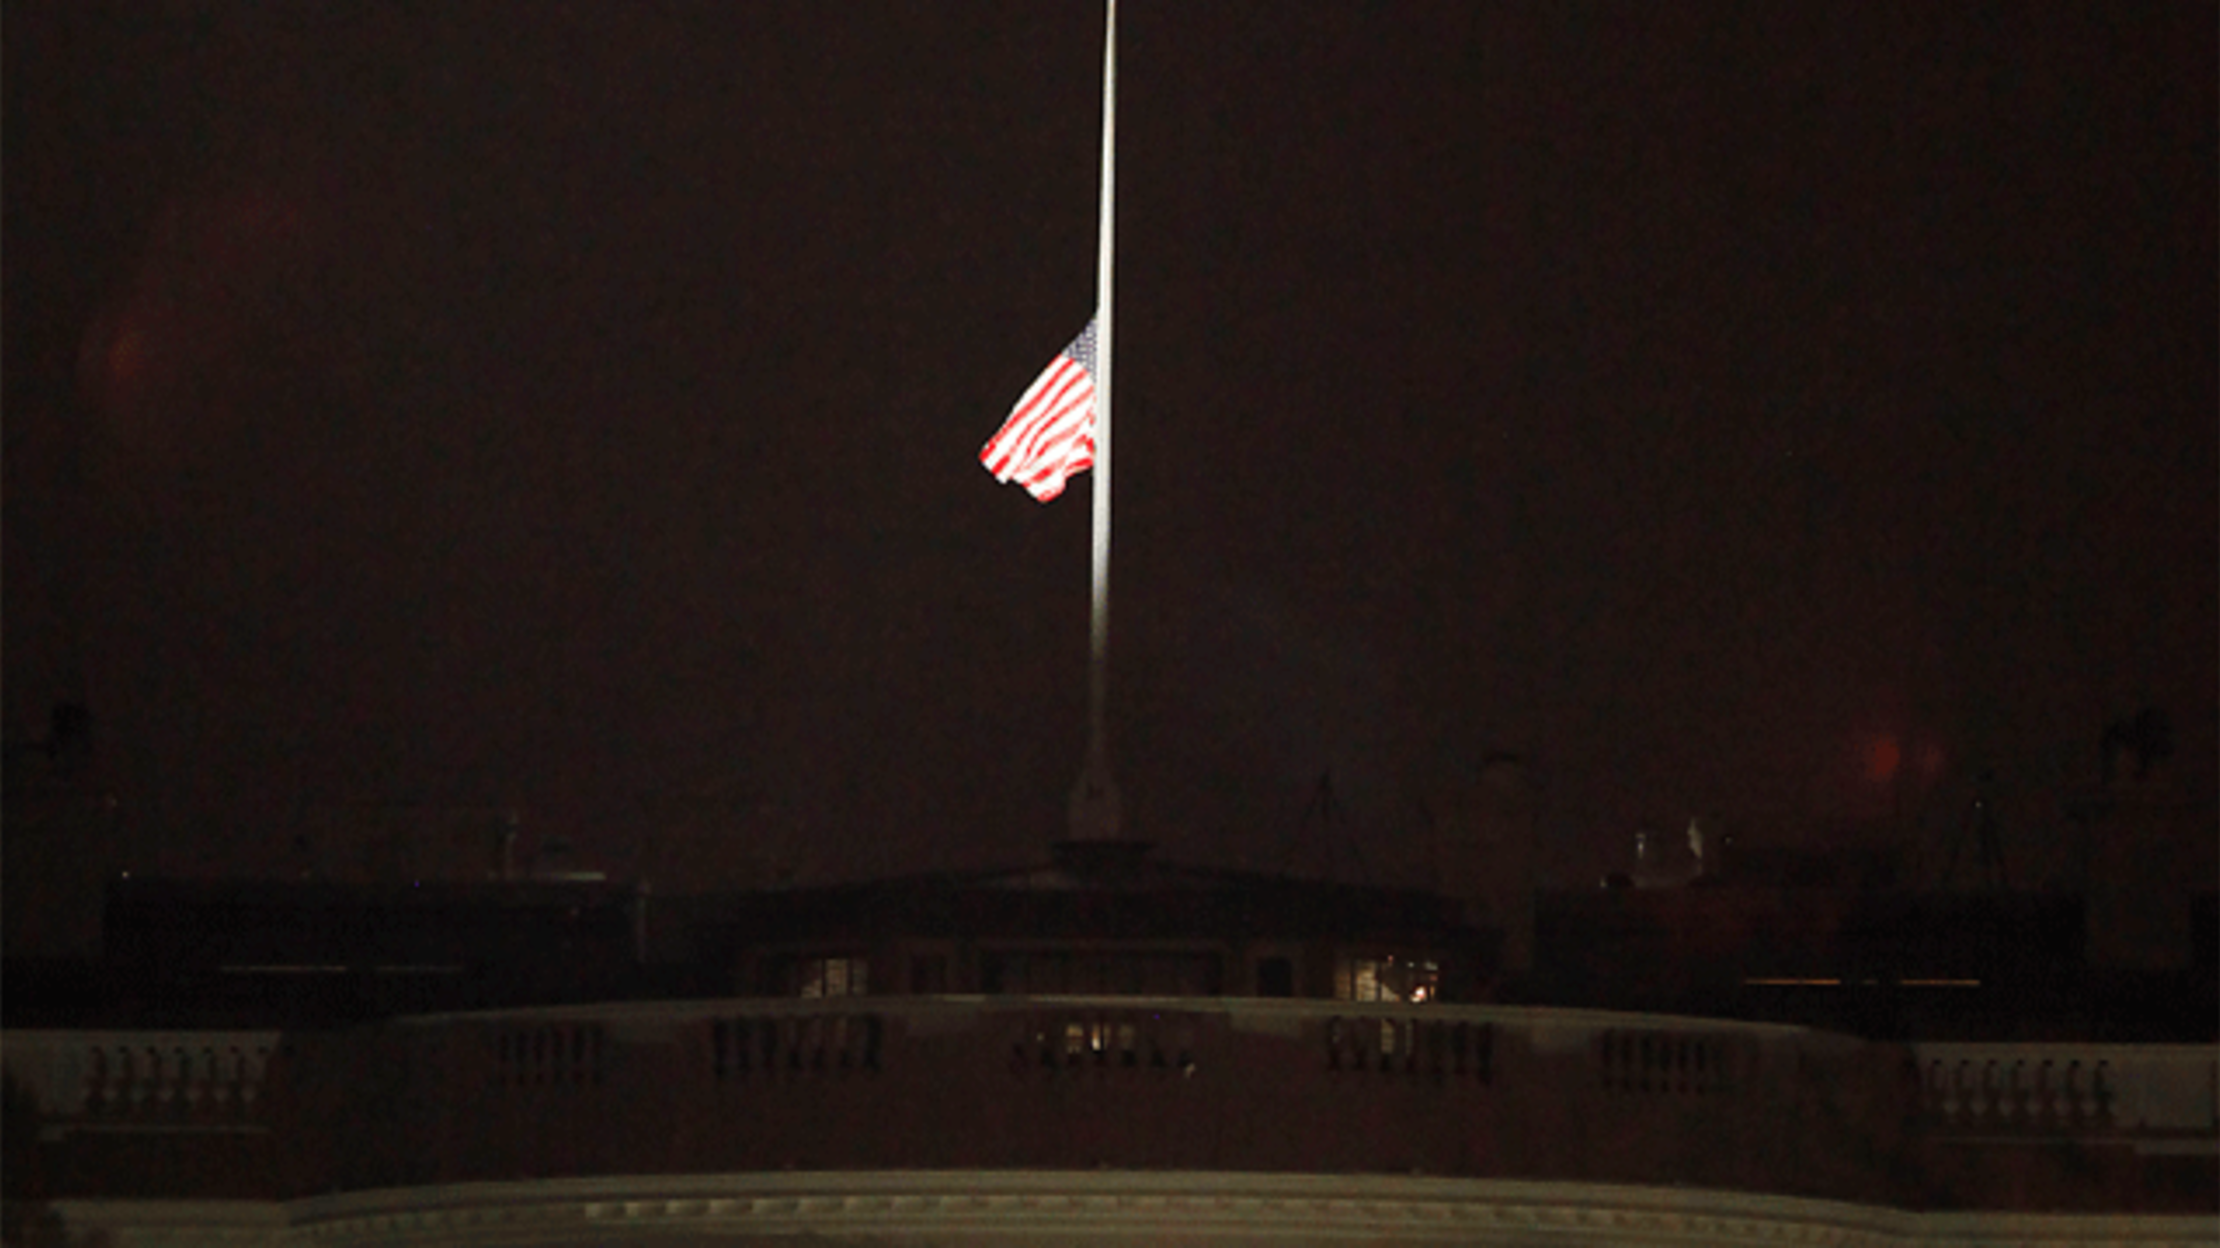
[5,2,2214,948]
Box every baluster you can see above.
[129,1047,154,1110]
[184,1047,209,1110]
[129,1046,150,1112]
[85,1046,108,1114]
[152,1048,175,1109]
[212,1047,236,1109]
[241,1047,267,1111]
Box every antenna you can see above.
[1937,770,2007,889]
[1280,771,1370,883]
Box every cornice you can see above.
[57,1172,2215,1247]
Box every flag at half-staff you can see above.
[978,0,1122,843]
[979,317,1098,503]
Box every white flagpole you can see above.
[1070,0,1121,842]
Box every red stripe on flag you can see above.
[980,321,1099,503]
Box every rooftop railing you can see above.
[1912,1041,2218,1145]
[7,998,2213,1213]
[3,1029,279,1138]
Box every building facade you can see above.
[3,841,2214,1246]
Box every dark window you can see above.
[911,953,948,995]
[1256,956,1295,998]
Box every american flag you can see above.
[979,318,1097,503]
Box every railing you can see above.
[6,1002,2213,1213]
[1595,1027,1739,1095]
[609,997,1785,1092]
[359,996,1854,1196]
[16,1009,2207,1142]
[494,1021,609,1088]
[708,1013,882,1080]
[1912,1042,2218,1143]
[1,1030,280,1135]
[1324,1014,1494,1081]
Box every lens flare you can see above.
[1865,735,1902,783]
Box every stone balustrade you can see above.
[2,1030,279,1134]
[1912,1042,2218,1142]
[324,995,1891,1202]
[636,997,1788,1096]
[5,1002,2213,1224]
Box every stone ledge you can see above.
[52,1172,2220,1247]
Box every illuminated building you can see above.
[3,835,2213,1246]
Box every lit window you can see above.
[1334,955,1438,1003]
[798,956,869,998]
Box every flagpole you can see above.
[1070,0,1121,842]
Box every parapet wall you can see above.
[7,999,2214,1240]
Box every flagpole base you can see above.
[1067,746,1122,843]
